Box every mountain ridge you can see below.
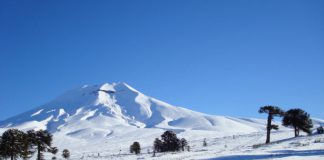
[0,82,268,133]
[1,82,323,141]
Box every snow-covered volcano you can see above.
[0,82,265,134]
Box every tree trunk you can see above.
[265,114,272,144]
[37,144,41,160]
[294,126,299,137]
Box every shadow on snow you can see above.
[209,149,324,160]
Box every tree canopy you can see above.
[130,142,141,154]
[259,105,285,143]
[282,108,313,137]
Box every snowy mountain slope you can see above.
[0,82,322,159]
[0,82,266,134]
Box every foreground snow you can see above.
[60,131,323,160]
[49,130,324,160]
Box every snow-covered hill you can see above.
[0,82,323,159]
[0,82,267,134]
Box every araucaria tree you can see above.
[282,108,313,137]
[28,130,54,160]
[259,105,285,144]
[153,138,162,153]
[0,136,2,159]
[0,129,24,160]
[180,138,188,151]
[62,149,70,159]
[161,131,181,152]
[130,142,141,154]
[20,131,36,160]
[153,131,187,153]
[0,129,57,160]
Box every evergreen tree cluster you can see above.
[153,130,188,153]
[259,106,314,144]
[0,129,58,160]
[129,142,141,155]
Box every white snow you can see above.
[0,82,323,160]
[80,109,98,121]
[31,109,44,117]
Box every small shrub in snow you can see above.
[62,149,70,159]
[130,142,141,154]
[203,138,207,147]
[291,141,309,147]
[314,139,322,143]
[317,126,324,134]
[180,138,188,151]
[252,143,264,149]
[186,146,191,152]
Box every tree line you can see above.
[129,130,189,156]
[259,106,313,144]
[129,106,317,157]
[0,129,70,160]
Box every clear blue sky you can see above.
[0,0,323,120]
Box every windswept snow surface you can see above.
[0,82,323,160]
